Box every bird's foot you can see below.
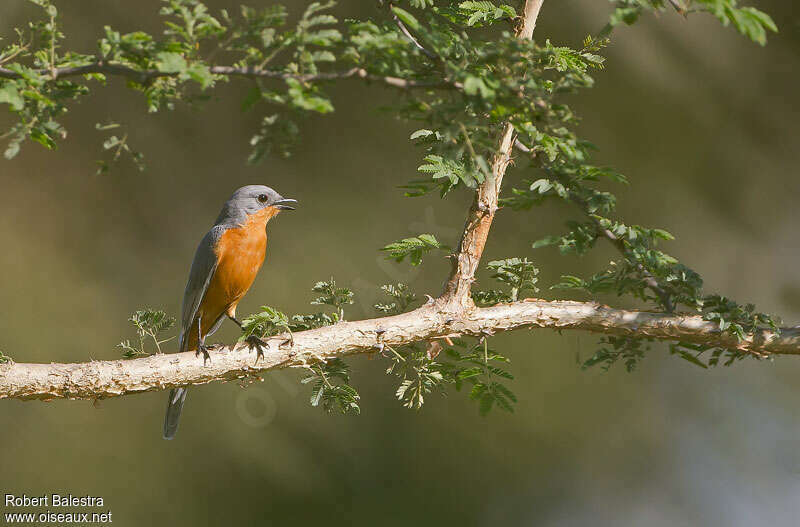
[195,344,211,365]
[245,335,269,364]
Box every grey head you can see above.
[214,185,297,226]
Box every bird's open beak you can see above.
[273,198,297,210]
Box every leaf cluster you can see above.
[381,332,517,415]
[239,278,359,414]
[474,257,539,305]
[374,283,418,314]
[581,336,649,372]
[381,234,448,266]
[311,279,353,320]
[439,339,516,415]
[607,0,777,45]
[301,358,360,414]
[117,308,176,358]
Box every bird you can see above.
[162,185,297,440]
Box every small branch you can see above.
[514,138,532,153]
[386,2,439,61]
[595,223,675,311]
[667,0,688,16]
[565,180,675,310]
[439,0,545,311]
[513,138,674,311]
[0,62,459,90]
[1,299,796,401]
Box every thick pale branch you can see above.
[1,299,796,401]
[439,0,544,310]
[0,63,458,90]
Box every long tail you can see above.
[163,388,188,440]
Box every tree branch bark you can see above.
[439,0,544,311]
[3,0,792,405]
[1,298,796,401]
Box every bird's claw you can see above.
[195,344,211,365]
[245,335,269,364]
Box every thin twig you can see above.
[386,2,439,60]
[0,62,460,91]
[512,139,674,311]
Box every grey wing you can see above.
[178,225,227,352]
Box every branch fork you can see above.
[1,0,797,403]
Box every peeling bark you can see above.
[1,299,796,401]
[439,0,544,310]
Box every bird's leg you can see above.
[230,316,268,364]
[196,317,211,365]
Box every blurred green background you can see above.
[1,1,799,525]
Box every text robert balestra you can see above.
[5,494,105,507]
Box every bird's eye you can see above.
[257,194,269,204]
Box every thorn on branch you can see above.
[374,328,387,355]
[514,139,532,153]
[386,2,440,61]
[668,0,688,16]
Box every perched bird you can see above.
[163,185,297,440]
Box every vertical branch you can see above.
[438,0,545,312]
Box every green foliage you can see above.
[374,283,417,315]
[239,279,360,414]
[669,342,749,368]
[667,342,711,369]
[701,294,780,342]
[451,2,516,27]
[241,279,349,340]
[241,304,341,340]
[0,0,775,169]
[474,258,539,305]
[417,153,486,194]
[381,337,516,415]
[385,343,446,410]
[488,258,539,301]
[0,350,13,364]
[581,336,649,372]
[5,0,786,404]
[0,0,345,162]
[289,312,339,331]
[440,339,516,415]
[301,358,361,414]
[579,294,781,371]
[95,122,145,175]
[606,0,777,45]
[703,3,778,45]
[311,279,353,320]
[117,309,176,358]
[381,234,448,266]
[239,306,291,340]
[472,289,512,305]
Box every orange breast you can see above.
[192,207,278,341]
